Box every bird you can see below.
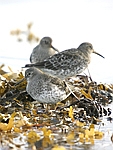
[24,42,104,80]
[30,36,59,63]
[25,67,71,104]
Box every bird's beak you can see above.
[93,51,105,58]
[51,45,59,52]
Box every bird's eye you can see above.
[89,46,92,49]
[27,72,31,76]
[45,40,49,44]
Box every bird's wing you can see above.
[30,54,32,63]
[25,48,82,70]
[29,45,39,63]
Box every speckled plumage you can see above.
[25,42,104,79]
[30,36,59,63]
[25,67,71,104]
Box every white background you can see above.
[0,0,113,83]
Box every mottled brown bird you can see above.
[25,42,104,80]
[30,36,59,63]
[25,67,71,104]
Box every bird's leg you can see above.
[87,68,93,82]
[64,80,79,101]
[83,68,93,82]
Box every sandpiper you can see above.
[25,67,71,104]
[30,36,59,63]
[25,42,104,79]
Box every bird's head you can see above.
[40,36,59,52]
[25,68,36,81]
[41,37,52,47]
[78,42,104,58]
[25,67,44,81]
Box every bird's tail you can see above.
[22,62,45,68]
[24,64,35,68]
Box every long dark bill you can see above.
[93,51,105,58]
[51,45,59,52]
